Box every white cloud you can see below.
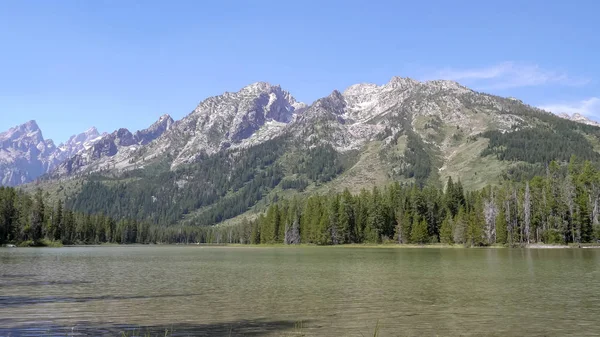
[427,62,589,90]
[539,97,600,118]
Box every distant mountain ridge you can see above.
[3,78,600,188]
[4,77,600,229]
[556,112,600,127]
[0,115,173,186]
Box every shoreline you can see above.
[4,242,600,249]
[59,243,600,249]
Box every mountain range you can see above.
[3,77,600,226]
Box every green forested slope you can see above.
[21,88,600,235]
[4,156,600,246]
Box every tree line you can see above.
[3,156,600,247]
[238,156,600,246]
[0,186,244,245]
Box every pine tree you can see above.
[53,201,63,241]
[467,195,485,246]
[411,217,429,244]
[366,187,385,243]
[439,214,454,244]
[524,182,531,244]
[31,189,45,242]
[496,202,508,245]
[328,195,341,244]
[453,207,467,244]
[338,189,356,243]
[251,220,261,244]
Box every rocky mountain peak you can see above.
[343,83,379,97]
[84,126,99,136]
[23,120,41,131]
[556,112,600,127]
[423,79,470,93]
[0,120,45,151]
[384,76,420,90]
[54,126,105,163]
[113,128,135,147]
[240,81,277,94]
[134,114,174,145]
[51,114,176,177]
[158,114,173,123]
[6,75,582,188]
[312,90,346,115]
[44,139,57,152]
[61,127,101,147]
[0,120,52,186]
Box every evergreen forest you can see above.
[3,156,600,247]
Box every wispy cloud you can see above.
[427,62,589,90]
[539,97,600,119]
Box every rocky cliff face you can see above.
[557,113,600,127]
[3,77,599,186]
[50,127,106,163]
[286,77,528,155]
[0,121,52,186]
[134,82,306,168]
[0,121,110,185]
[0,115,175,184]
[134,114,174,145]
[53,115,174,176]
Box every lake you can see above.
[1,246,599,336]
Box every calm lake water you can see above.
[1,246,599,337]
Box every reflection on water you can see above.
[1,246,599,336]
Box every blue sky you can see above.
[1,0,599,143]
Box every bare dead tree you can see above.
[512,189,519,244]
[540,186,548,243]
[504,198,512,246]
[396,211,404,244]
[284,214,301,245]
[562,176,578,244]
[593,195,599,229]
[284,222,290,245]
[484,190,497,245]
[524,182,531,244]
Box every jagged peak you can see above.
[311,90,346,114]
[0,120,43,142]
[191,82,304,117]
[85,126,98,134]
[385,76,420,89]
[555,112,600,126]
[43,139,56,151]
[238,82,304,106]
[147,114,174,128]
[114,127,132,135]
[328,90,344,100]
[23,120,41,131]
[158,114,173,122]
[423,79,470,91]
[343,83,379,96]
[343,77,420,96]
[240,81,279,94]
